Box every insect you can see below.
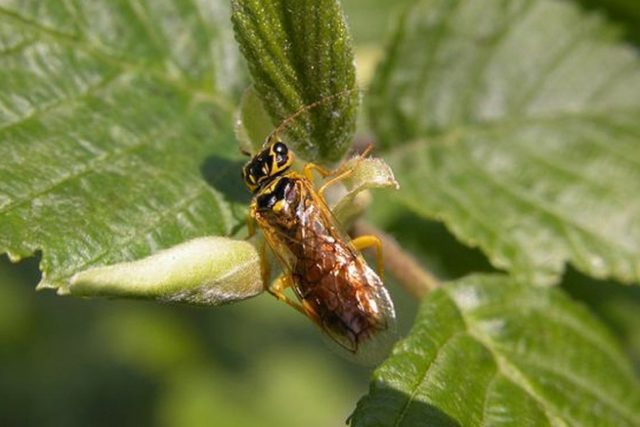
[242,91,397,365]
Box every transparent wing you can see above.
[254,213,297,274]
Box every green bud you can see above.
[67,237,263,306]
[331,156,399,225]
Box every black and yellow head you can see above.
[242,141,294,193]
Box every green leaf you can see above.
[575,0,640,45]
[370,0,640,285]
[563,269,640,373]
[231,0,358,162]
[352,274,640,426]
[0,1,249,290]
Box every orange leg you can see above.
[303,162,332,184]
[304,145,373,191]
[359,144,374,158]
[303,161,354,204]
[269,274,322,328]
[246,216,256,239]
[246,204,257,240]
[268,274,307,316]
[257,237,294,304]
[258,239,271,289]
[318,168,353,197]
[351,234,384,280]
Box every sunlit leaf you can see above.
[352,274,640,426]
[0,1,248,290]
[370,0,640,285]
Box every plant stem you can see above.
[353,220,440,298]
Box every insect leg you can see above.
[359,144,374,158]
[317,168,353,197]
[268,275,308,316]
[351,235,384,279]
[269,275,323,327]
[303,162,332,184]
[258,240,271,290]
[247,216,256,239]
[246,204,257,239]
[311,146,374,196]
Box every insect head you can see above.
[242,141,294,193]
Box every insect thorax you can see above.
[256,175,294,213]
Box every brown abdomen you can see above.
[286,181,386,351]
[292,245,386,351]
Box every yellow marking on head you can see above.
[268,141,294,176]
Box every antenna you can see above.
[265,87,360,147]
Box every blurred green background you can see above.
[0,252,411,427]
[2,1,640,426]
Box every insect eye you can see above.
[273,143,290,167]
[273,142,287,154]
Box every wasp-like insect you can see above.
[242,93,397,365]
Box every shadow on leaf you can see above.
[383,210,496,280]
[351,382,461,426]
[574,0,640,45]
[200,155,251,205]
[200,155,251,236]
[562,266,640,375]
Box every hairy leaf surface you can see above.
[0,1,248,291]
[371,0,640,285]
[352,274,640,426]
[231,0,358,162]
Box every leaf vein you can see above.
[465,149,637,258]
[0,6,230,113]
[0,68,121,134]
[442,287,567,424]
[0,93,181,216]
[503,138,630,200]
[514,356,640,424]
[392,330,467,427]
[479,370,499,427]
[64,185,214,279]
[510,15,595,115]
[459,0,535,123]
